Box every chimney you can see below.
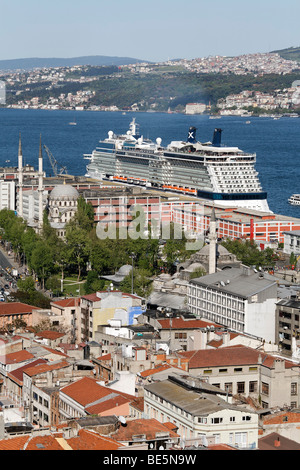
[274,437,280,447]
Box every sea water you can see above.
[0,108,299,218]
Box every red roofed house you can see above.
[0,349,37,394]
[34,330,69,349]
[59,376,136,420]
[0,302,39,330]
[175,345,300,409]
[260,411,300,444]
[0,428,124,451]
[22,360,96,426]
[111,418,180,450]
[6,358,47,404]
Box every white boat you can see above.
[288,194,300,205]
[84,118,270,212]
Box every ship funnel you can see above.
[212,128,222,147]
[187,126,197,143]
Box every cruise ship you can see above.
[84,118,270,212]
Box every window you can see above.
[198,417,207,424]
[225,383,233,393]
[242,415,251,421]
[234,367,243,373]
[219,368,228,373]
[291,383,297,396]
[175,332,187,339]
[211,417,223,424]
[262,382,269,396]
[237,382,245,394]
[249,381,258,393]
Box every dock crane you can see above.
[43,144,68,177]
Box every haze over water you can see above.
[0,108,299,218]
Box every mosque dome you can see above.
[50,184,79,200]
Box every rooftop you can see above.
[190,266,277,299]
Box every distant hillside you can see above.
[272,46,300,63]
[0,55,150,71]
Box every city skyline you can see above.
[1,0,300,63]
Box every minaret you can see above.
[18,133,23,218]
[38,135,44,231]
[208,206,217,274]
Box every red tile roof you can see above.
[263,411,300,425]
[177,345,298,370]
[0,436,29,450]
[60,377,113,406]
[0,302,39,315]
[25,434,65,451]
[51,298,80,308]
[81,293,100,302]
[62,429,124,450]
[96,353,111,361]
[258,432,300,450]
[86,394,130,415]
[60,377,135,408]
[36,330,66,340]
[208,443,237,450]
[158,318,219,330]
[112,418,179,442]
[7,359,47,385]
[140,364,172,378]
[24,360,70,377]
[0,430,124,451]
[0,349,35,365]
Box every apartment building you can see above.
[276,297,300,356]
[59,376,135,420]
[144,374,259,448]
[175,345,300,409]
[283,230,300,256]
[188,266,278,342]
[79,290,145,343]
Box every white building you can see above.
[0,180,15,211]
[283,230,300,257]
[144,375,259,448]
[185,103,206,114]
[21,189,48,229]
[188,265,278,343]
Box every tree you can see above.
[221,238,276,268]
[75,196,95,232]
[84,270,105,294]
[65,222,90,280]
[162,223,197,273]
[30,241,55,289]
[120,267,153,298]
[17,276,36,294]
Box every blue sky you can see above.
[1,0,300,62]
